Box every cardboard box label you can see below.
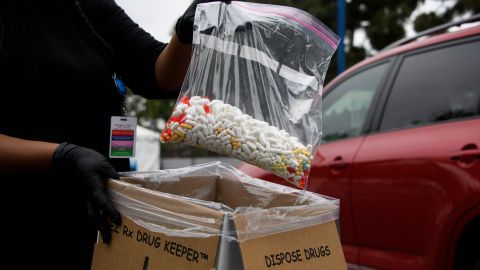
[239,221,346,270]
[91,215,219,270]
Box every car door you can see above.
[351,38,480,270]
[312,61,391,267]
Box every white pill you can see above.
[186,120,196,126]
[227,122,235,129]
[207,114,215,124]
[186,107,196,115]
[240,123,247,136]
[246,141,257,151]
[221,139,231,145]
[194,105,206,115]
[226,144,232,154]
[217,130,228,138]
[298,154,309,161]
[221,135,232,142]
[269,138,282,145]
[234,127,242,137]
[197,132,206,142]
[191,96,202,100]
[256,142,266,152]
[239,152,249,161]
[216,112,227,120]
[198,98,209,105]
[259,133,267,145]
[172,110,182,117]
[249,150,259,160]
[213,122,223,129]
[192,125,203,133]
[207,135,216,140]
[206,139,216,145]
[269,148,282,154]
[245,136,256,142]
[199,115,208,124]
[234,116,244,123]
[202,126,208,136]
[170,122,179,130]
[208,100,221,107]
[226,129,236,137]
[208,125,214,135]
[177,104,188,111]
[241,144,252,156]
[249,129,259,137]
[260,158,271,164]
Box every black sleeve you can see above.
[88,0,179,99]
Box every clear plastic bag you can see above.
[161,2,339,188]
[114,162,339,241]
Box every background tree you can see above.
[414,0,480,32]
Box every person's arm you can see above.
[154,33,192,91]
[155,0,232,91]
[0,134,58,175]
[0,133,120,243]
[89,0,230,98]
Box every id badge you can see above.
[109,116,137,158]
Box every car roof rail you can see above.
[382,13,480,51]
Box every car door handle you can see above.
[450,149,480,161]
[328,157,349,170]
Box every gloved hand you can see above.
[175,0,232,44]
[52,142,121,244]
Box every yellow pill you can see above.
[180,124,192,130]
[174,130,185,137]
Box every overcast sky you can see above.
[115,0,192,42]
[115,0,457,52]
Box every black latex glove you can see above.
[52,142,121,244]
[175,0,232,44]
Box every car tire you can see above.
[473,257,480,270]
[454,217,480,270]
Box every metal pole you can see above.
[337,0,346,75]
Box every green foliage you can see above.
[414,0,480,32]
[414,12,451,32]
[126,88,175,130]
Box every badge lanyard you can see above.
[113,72,127,116]
[110,73,137,158]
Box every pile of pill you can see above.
[161,96,313,188]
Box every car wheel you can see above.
[473,257,480,270]
[454,217,480,270]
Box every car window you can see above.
[380,39,480,131]
[322,62,389,143]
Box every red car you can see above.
[239,16,480,270]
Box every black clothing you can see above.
[0,0,176,268]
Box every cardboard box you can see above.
[91,163,346,270]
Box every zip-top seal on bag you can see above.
[161,1,339,189]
